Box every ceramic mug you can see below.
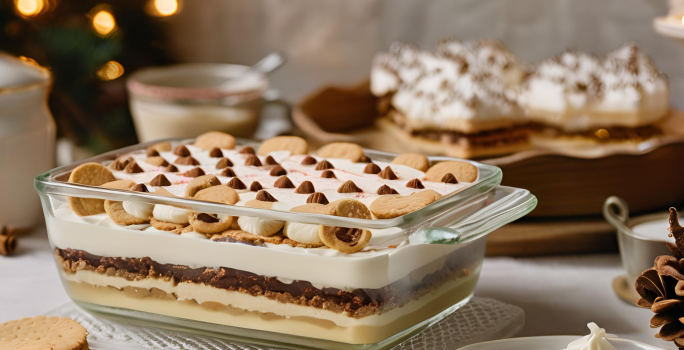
[127,63,275,142]
[0,54,56,231]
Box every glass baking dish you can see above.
[34,138,536,350]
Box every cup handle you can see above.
[603,196,630,233]
[408,187,537,245]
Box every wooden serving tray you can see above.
[294,81,684,219]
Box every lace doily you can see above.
[45,297,523,350]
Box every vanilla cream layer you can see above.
[47,210,488,290]
[60,266,480,328]
[62,272,478,344]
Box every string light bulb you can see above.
[97,61,124,81]
[154,0,178,16]
[14,0,45,17]
[91,8,116,36]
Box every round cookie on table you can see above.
[0,316,89,350]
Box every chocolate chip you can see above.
[219,167,236,177]
[357,155,372,163]
[379,166,398,180]
[227,178,246,190]
[269,165,287,176]
[315,160,334,170]
[244,154,262,167]
[239,146,255,154]
[321,170,336,179]
[216,158,233,169]
[294,181,315,194]
[131,183,149,192]
[146,156,169,167]
[250,181,263,192]
[406,178,424,189]
[147,149,160,157]
[150,174,171,187]
[165,164,178,173]
[184,167,206,178]
[197,213,219,223]
[110,157,131,171]
[377,185,399,195]
[441,173,458,184]
[307,192,329,205]
[174,145,191,157]
[301,156,317,165]
[175,156,199,166]
[256,190,277,202]
[264,155,278,165]
[125,161,144,174]
[209,147,223,158]
[363,163,381,174]
[274,176,295,189]
[338,180,362,193]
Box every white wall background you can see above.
[162,0,683,109]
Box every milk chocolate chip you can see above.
[377,185,399,195]
[239,146,256,154]
[363,163,381,174]
[321,170,336,179]
[269,165,287,176]
[219,167,236,177]
[338,180,362,193]
[174,145,191,157]
[301,156,317,165]
[274,176,295,189]
[227,178,246,190]
[250,181,263,192]
[295,181,315,194]
[256,190,278,202]
[216,158,233,169]
[244,154,262,167]
[441,173,458,184]
[175,156,199,166]
[264,155,278,165]
[406,178,425,189]
[125,161,144,174]
[150,174,171,187]
[209,147,223,158]
[184,167,206,178]
[379,166,398,180]
[316,160,334,170]
[306,192,329,205]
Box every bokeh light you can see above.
[92,10,116,36]
[96,61,124,81]
[15,0,45,17]
[154,0,178,16]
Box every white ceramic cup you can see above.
[0,54,56,231]
[127,63,269,142]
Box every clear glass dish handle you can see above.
[409,187,538,245]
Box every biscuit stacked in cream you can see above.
[519,43,669,133]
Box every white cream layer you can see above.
[60,266,480,327]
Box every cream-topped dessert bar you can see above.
[47,132,487,344]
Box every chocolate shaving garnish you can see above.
[164,164,178,172]
[125,161,144,174]
[264,155,279,165]
[441,173,458,184]
[406,178,425,189]
[316,160,334,170]
[294,181,315,194]
[250,181,263,192]
[147,149,160,157]
[209,147,223,158]
[338,180,362,193]
[0,234,16,256]
[307,192,329,205]
[363,163,381,174]
[239,146,255,154]
[357,155,372,163]
[377,185,399,195]
[321,170,336,179]
[183,167,205,178]
[256,190,277,202]
[175,156,200,166]
[244,154,262,167]
[379,166,398,180]
[219,167,236,177]
[274,176,295,189]
[197,213,219,223]
[669,208,684,255]
[269,165,287,176]
[216,158,233,169]
[301,156,317,165]
[174,145,191,157]
[150,174,171,187]
[227,178,246,190]
[131,183,149,192]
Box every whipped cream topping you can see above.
[520,43,669,130]
[370,39,526,127]
[564,323,616,350]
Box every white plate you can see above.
[458,335,671,350]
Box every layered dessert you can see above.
[370,39,530,159]
[371,40,671,158]
[46,131,487,345]
[520,43,670,146]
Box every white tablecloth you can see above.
[0,227,667,349]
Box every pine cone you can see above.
[635,208,684,349]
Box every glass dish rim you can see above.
[34,137,502,230]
